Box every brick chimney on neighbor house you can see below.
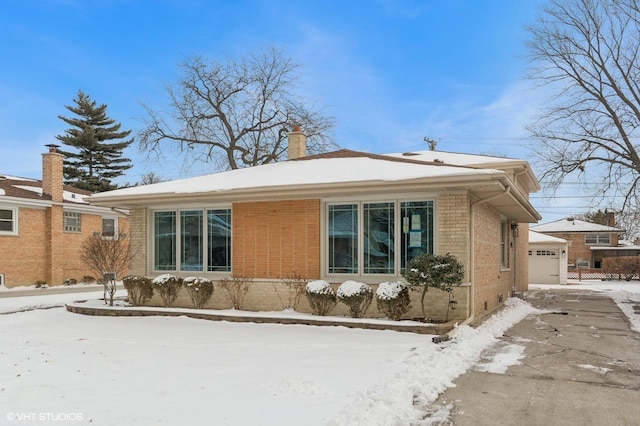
[42,144,64,203]
[287,125,306,160]
[605,210,616,228]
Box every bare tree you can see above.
[527,0,640,211]
[138,47,336,171]
[80,227,136,306]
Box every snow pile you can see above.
[337,280,370,298]
[305,279,333,295]
[376,281,406,300]
[151,274,177,285]
[328,297,540,425]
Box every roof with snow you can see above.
[0,174,92,204]
[529,230,568,244]
[530,218,624,233]
[89,149,542,222]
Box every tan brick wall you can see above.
[128,207,147,276]
[0,207,48,285]
[0,206,129,287]
[472,203,513,317]
[139,279,470,322]
[437,192,471,281]
[233,199,321,279]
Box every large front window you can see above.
[327,199,433,276]
[153,208,231,273]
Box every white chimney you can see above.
[287,125,306,160]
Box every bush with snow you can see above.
[123,275,154,306]
[184,277,214,309]
[305,280,337,316]
[152,274,183,307]
[402,253,464,318]
[376,281,411,321]
[337,280,373,318]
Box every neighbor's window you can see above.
[585,233,611,245]
[153,208,231,273]
[102,218,116,237]
[327,199,433,276]
[500,220,510,269]
[63,212,81,233]
[0,208,16,234]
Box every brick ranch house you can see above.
[0,146,129,287]
[90,130,541,322]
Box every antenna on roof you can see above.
[424,137,438,151]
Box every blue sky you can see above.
[0,0,582,222]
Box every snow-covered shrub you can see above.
[402,253,464,318]
[123,275,154,306]
[184,277,214,309]
[305,280,337,316]
[218,276,250,310]
[152,274,183,307]
[337,280,373,318]
[82,275,96,284]
[376,281,411,321]
[64,278,78,286]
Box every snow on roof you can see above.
[531,218,623,233]
[12,185,89,204]
[529,230,568,244]
[386,150,521,167]
[91,156,501,200]
[0,175,37,182]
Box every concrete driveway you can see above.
[427,289,640,425]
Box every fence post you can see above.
[578,268,582,281]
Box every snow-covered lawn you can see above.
[0,280,638,425]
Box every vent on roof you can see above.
[434,159,444,164]
[402,152,419,156]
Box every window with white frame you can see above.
[153,208,231,273]
[0,208,17,235]
[326,199,434,276]
[500,219,510,269]
[585,233,611,245]
[102,218,116,237]
[63,212,81,233]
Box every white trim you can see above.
[321,195,436,282]
[0,206,18,236]
[148,205,232,276]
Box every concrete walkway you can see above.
[427,289,640,425]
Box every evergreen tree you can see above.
[56,90,133,192]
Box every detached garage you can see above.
[529,230,569,285]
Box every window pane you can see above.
[585,234,597,244]
[181,210,203,271]
[154,211,176,271]
[328,204,358,273]
[63,212,81,232]
[102,218,115,237]
[0,209,13,232]
[401,201,434,270]
[364,202,394,274]
[207,209,231,272]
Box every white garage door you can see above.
[529,247,561,284]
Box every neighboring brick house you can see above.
[0,146,129,287]
[530,216,637,269]
[90,130,541,322]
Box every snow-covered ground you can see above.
[0,280,638,425]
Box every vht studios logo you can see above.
[6,412,84,422]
